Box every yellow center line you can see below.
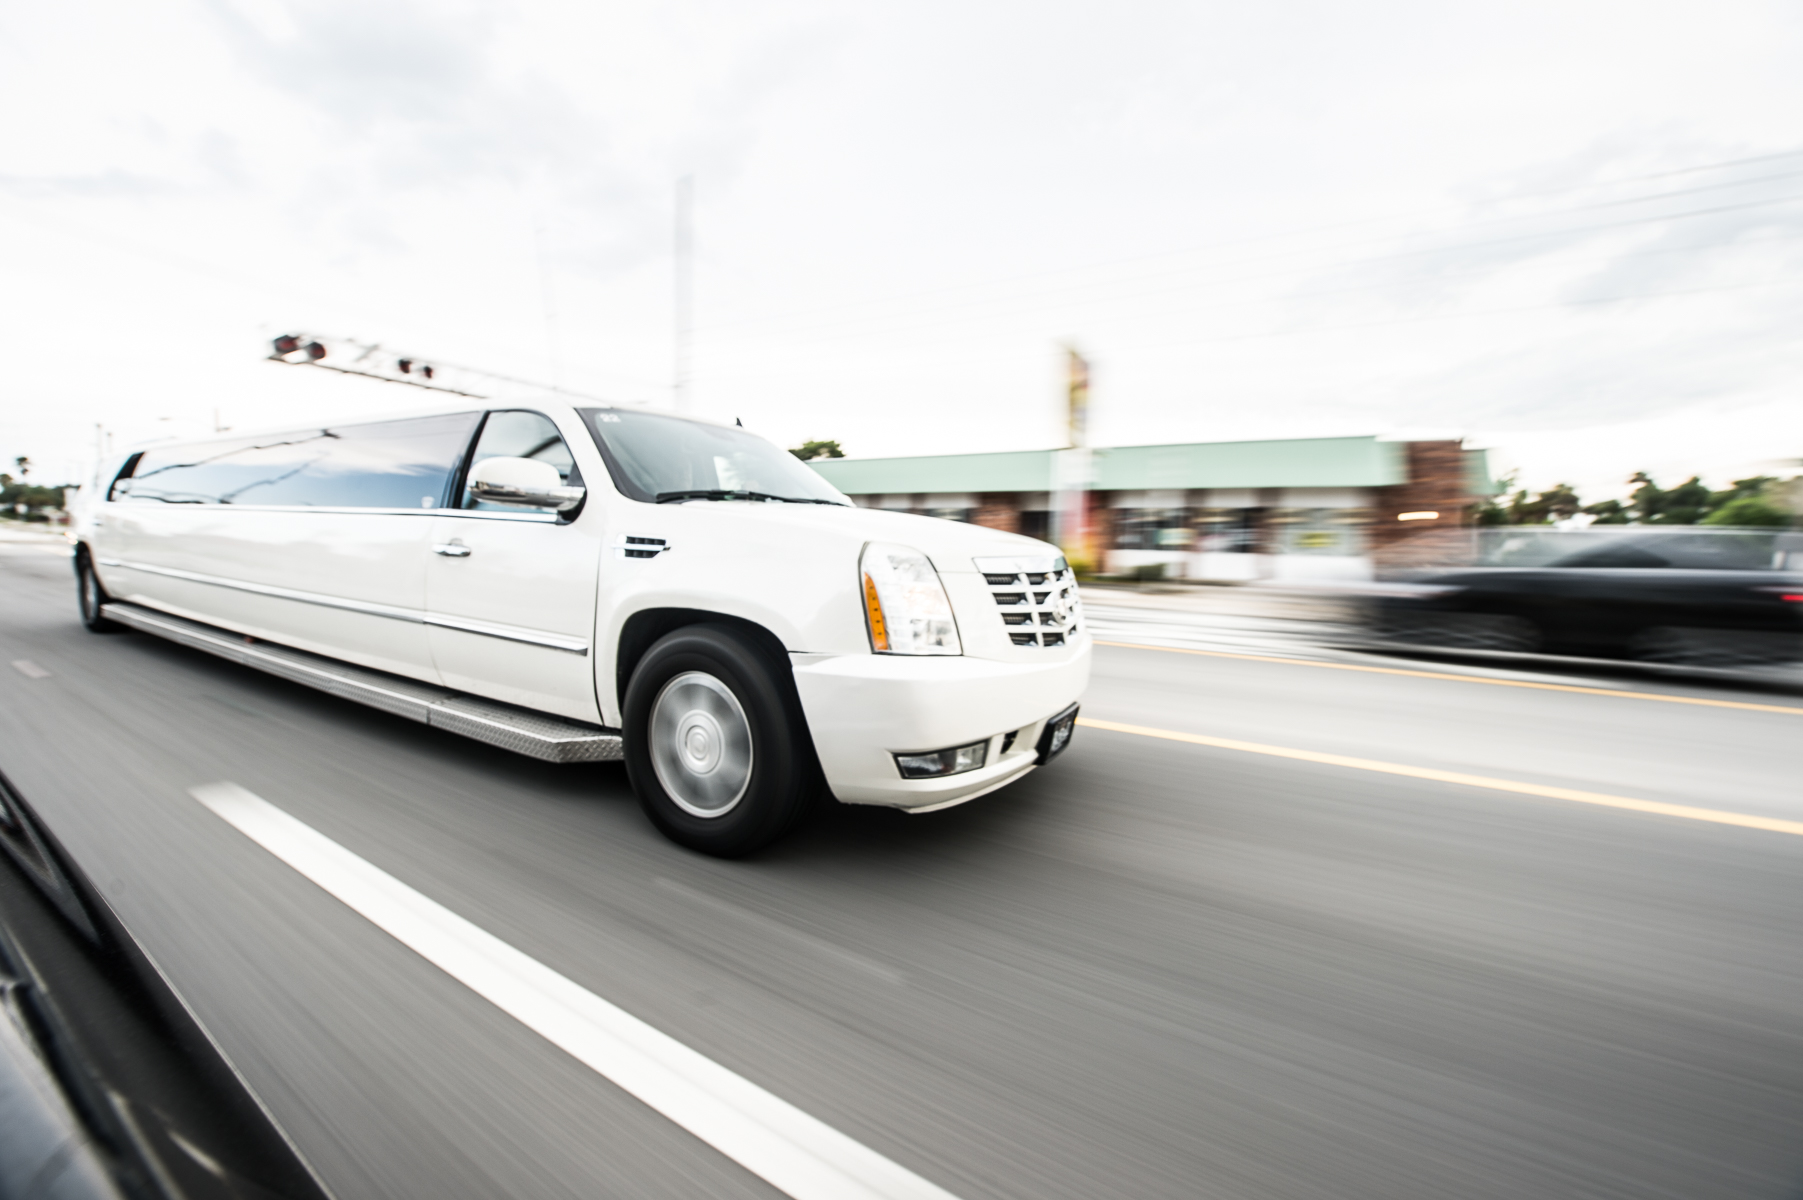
[1092,639,1803,717]
[1076,716,1803,838]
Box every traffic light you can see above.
[265,332,461,396]
[269,334,326,361]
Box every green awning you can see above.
[810,449,1056,495]
[809,436,1406,494]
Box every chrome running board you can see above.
[103,602,623,764]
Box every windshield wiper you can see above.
[655,489,846,505]
[656,489,783,503]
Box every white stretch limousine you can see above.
[71,404,1088,854]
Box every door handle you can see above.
[433,541,472,557]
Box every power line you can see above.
[1141,276,1803,349]
[698,191,1803,351]
[695,146,1803,336]
[702,173,1803,343]
[692,271,1803,386]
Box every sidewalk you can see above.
[0,523,73,555]
[1080,582,1362,658]
[1080,580,1362,622]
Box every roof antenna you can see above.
[735,417,743,426]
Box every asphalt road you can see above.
[3,539,1802,1199]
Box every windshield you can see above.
[578,409,851,505]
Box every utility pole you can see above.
[673,175,694,414]
[534,217,561,388]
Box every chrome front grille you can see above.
[974,556,1080,648]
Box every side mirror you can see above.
[467,457,585,512]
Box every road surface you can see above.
[3,538,1801,1199]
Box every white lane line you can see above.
[189,782,958,1200]
[11,659,51,678]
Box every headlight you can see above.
[860,542,962,655]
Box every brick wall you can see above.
[971,493,1021,534]
[1086,491,1112,562]
[1370,441,1476,551]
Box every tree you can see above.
[1706,475,1779,512]
[1469,471,1516,525]
[0,476,65,520]
[789,439,845,462]
[1627,472,1711,524]
[1700,476,1792,527]
[1581,499,1631,524]
[1472,500,1509,526]
[12,455,28,479]
[1576,471,1802,526]
[1501,482,1583,525]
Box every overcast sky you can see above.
[3,0,1801,500]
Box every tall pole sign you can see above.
[1054,345,1093,567]
[1066,346,1089,450]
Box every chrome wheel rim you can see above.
[649,671,753,818]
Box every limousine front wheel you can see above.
[624,625,815,856]
[75,552,120,633]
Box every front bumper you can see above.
[790,642,1091,810]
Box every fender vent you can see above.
[617,535,670,560]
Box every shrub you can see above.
[1701,496,1789,527]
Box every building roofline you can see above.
[810,434,1412,494]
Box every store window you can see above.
[1194,508,1257,553]
[1271,508,1373,555]
[1113,508,1190,549]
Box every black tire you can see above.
[622,624,818,856]
[75,551,121,633]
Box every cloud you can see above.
[6,0,1803,484]
[0,169,180,199]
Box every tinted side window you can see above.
[1659,534,1773,571]
[1556,544,1671,569]
[120,437,258,504]
[1555,534,1773,571]
[461,411,578,510]
[122,413,479,508]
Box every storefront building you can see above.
[809,436,1496,581]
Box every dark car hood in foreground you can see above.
[0,771,332,1200]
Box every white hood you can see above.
[649,499,1060,575]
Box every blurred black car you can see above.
[1371,529,1803,666]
